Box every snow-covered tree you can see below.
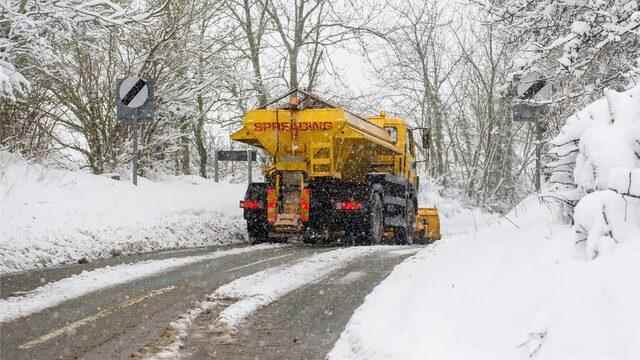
[0,0,137,97]
[0,0,148,159]
[479,0,640,110]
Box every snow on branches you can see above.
[0,60,28,100]
[0,0,141,99]
[480,0,640,107]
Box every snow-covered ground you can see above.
[329,196,640,360]
[0,151,248,274]
[419,179,500,237]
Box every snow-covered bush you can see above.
[547,85,640,258]
[546,96,609,220]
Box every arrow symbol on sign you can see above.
[122,79,147,106]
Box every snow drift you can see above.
[329,196,640,360]
[0,151,247,273]
[418,178,499,237]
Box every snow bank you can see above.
[0,151,248,274]
[418,179,499,237]
[329,196,640,359]
[573,190,640,259]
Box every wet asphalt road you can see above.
[182,251,412,360]
[0,243,255,298]
[0,243,420,360]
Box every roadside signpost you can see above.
[512,72,551,193]
[512,102,549,123]
[214,150,258,183]
[116,78,155,186]
[516,72,548,101]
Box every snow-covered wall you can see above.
[0,151,248,273]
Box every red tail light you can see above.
[240,200,262,209]
[267,187,277,224]
[300,188,311,222]
[336,201,363,211]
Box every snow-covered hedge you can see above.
[0,151,248,273]
[547,86,640,259]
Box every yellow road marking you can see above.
[19,286,175,350]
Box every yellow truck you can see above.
[232,89,440,245]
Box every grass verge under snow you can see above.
[0,151,248,274]
[329,196,640,360]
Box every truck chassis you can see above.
[242,173,417,245]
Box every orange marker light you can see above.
[300,188,311,222]
[267,187,277,224]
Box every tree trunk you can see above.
[289,48,299,89]
[194,94,208,178]
[180,118,191,175]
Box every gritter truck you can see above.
[231,89,440,245]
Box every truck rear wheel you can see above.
[248,223,269,244]
[366,192,384,245]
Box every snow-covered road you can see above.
[0,243,422,360]
[0,244,284,323]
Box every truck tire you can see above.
[247,223,269,244]
[366,192,384,245]
[304,225,333,244]
[395,199,416,245]
[414,231,427,245]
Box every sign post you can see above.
[214,151,219,183]
[512,72,551,193]
[132,125,139,186]
[116,78,155,186]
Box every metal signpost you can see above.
[116,78,155,186]
[214,150,258,183]
[512,72,551,193]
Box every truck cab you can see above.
[370,113,418,187]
